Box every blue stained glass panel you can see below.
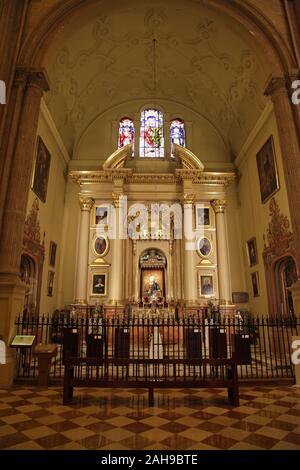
[170,119,185,157]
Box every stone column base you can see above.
[0,274,25,387]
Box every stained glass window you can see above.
[118,118,134,149]
[170,119,185,157]
[139,109,164,158]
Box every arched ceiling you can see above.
[43,0,270,157]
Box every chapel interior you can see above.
[0,0,300,452]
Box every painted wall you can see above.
[235,105,291,316]
[25,103,69,314]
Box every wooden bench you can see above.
[63,357,239,407]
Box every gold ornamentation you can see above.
[24,198,42,244]
[265,197,293,256]
[182,193,196,205]
[70,170,236,186]
[112,192,124,208]
[211,199,227,213]
[79,197,94,211]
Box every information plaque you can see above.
[11,335,36,348]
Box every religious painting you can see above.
[32,136,51,203]
[197,237,212,258]
[196,206,211,227]
[251,272,260,297]
[95,206,109,225]
[91,273,107,296]
[93,236,109,257]
[246,237,258,267]
[118,117,134,149]
[139,109,164,158]
[47,271,54,297]
[199,274,214,297]
[49,241,57,267]
[141,269,164,301]
[256,136,279,204]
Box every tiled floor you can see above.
[0,385,299,450]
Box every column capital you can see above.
[112,192,125,208]
[79,197,94,211]
[15,67,50,92]
[182,193,196,205]
[264,71,300,98]
[211,199,227,213]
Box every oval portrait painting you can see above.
[197,237,212,258]
[94,236,109,257]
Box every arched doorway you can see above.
[20,254,37,317]
[274,256,297,317]
[139,249,167,303]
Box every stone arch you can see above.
[18,0,295,75]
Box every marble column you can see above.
[211,199,231,304]
[74,197,94,304]
[183,194,197,304]
[0,67,49,387]
[265,75,300,311]
[109,194,124,304]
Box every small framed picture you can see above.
[91,273,107,296]
[246,237,258,267]
[196,205,211,227]
[95,206,109,226]
[256,136,280,204]
[47,271,55,297]
[251,272,260,297]
[199,274,214,297]
[49,241,57,267]
[93,236,109,257]
[197,237,213,258]
[232,292,249,304]
[32,136,51,203]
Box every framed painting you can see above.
[246,237,258,267]
[47,271,54,297]
[93,236,109,257]
[91,273,107,296]
[196,205,211,228]
[199,273,214,297]
[49,241,57,267]
[256,136,279,204]
[95,206,109,226]
[141,269,164,299]
[232,292,249,304]
[251,272,260,297]
[32,136,51,203]
[197,236,213,258]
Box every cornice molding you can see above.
[70,170,236,187]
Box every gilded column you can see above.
[211,199,231,304]
[109,193,125,304]
[74,197,94,304]
[183,193,197,304]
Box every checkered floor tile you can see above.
[0,385,299,450]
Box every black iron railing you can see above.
[14,312,300,381]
